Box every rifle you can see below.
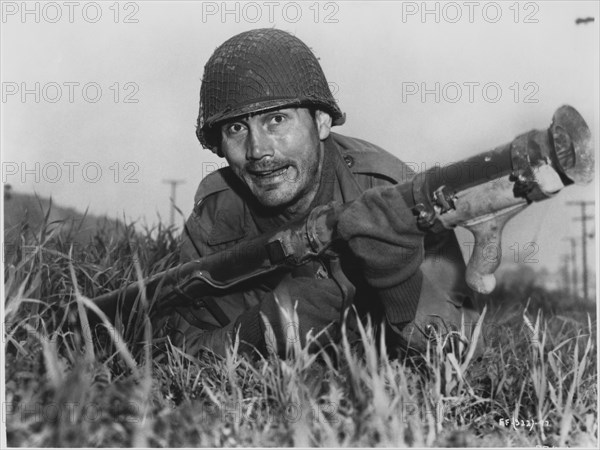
[92,105,594,324]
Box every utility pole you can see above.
[566,201,594,302]
[163,179,185,227]
[561,254,571,294]
[569,237,578,298]
[562,237,578,297]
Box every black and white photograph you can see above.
[1,1,598,447]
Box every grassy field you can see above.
[3,213,598,447]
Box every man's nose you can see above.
[246,127,274,160]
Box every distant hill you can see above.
[3,185,123,250]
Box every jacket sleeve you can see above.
[180,210,205,262]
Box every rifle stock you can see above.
[92,105,594,322]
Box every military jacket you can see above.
[176,132,472,340]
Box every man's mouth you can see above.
[248,165,291,180]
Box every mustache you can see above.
[245,160,293,172]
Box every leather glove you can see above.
[336,185,425,320]
[337,185,424,288]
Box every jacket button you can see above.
[343,155,354,168]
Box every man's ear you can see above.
[315,110,332,140]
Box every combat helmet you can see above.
[197,28,345,154]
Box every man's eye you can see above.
[270,115,285,125]
[226,123,245,134]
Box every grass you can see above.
[3,211,598,447]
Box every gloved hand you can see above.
[337,185,424,288]
[336,185,425,321]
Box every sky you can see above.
[1,0,598,277]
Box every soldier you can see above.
[162,28,481,358]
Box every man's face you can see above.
[219,108,332,212]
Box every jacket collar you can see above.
[325,134,365,203]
